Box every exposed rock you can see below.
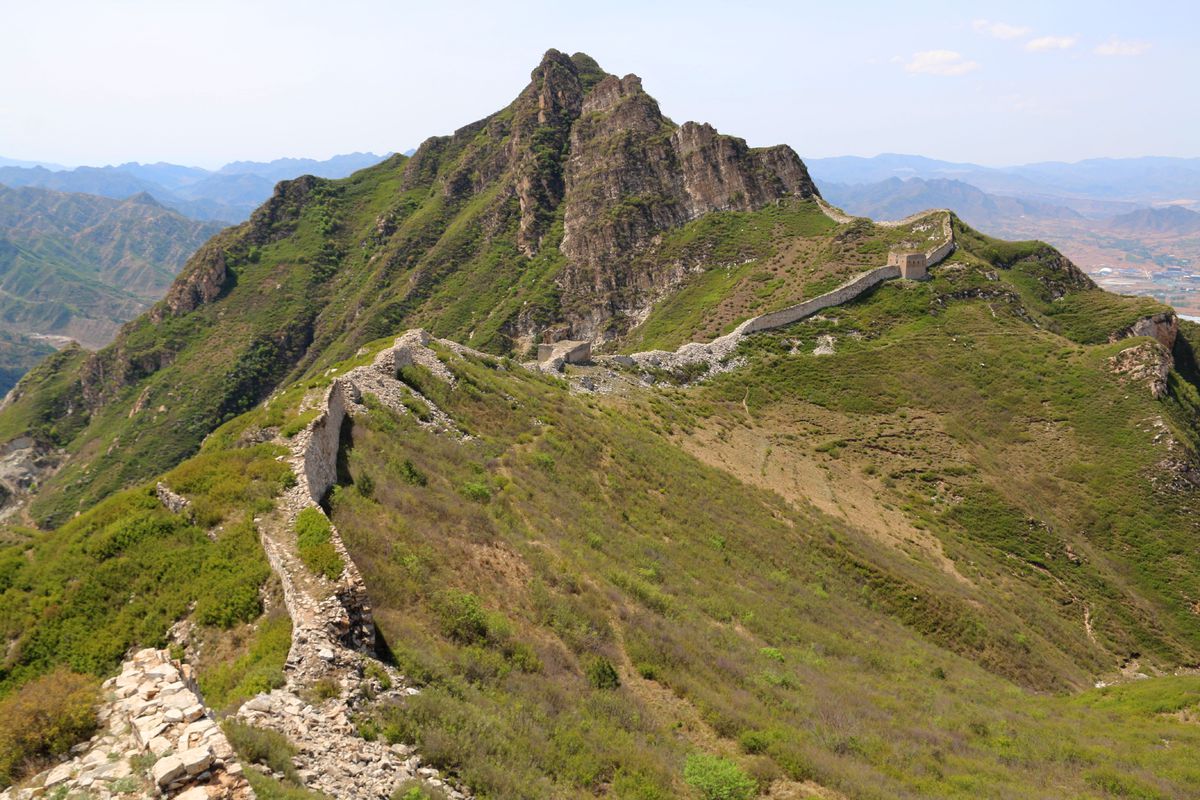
[1110,341,1173,399]
[558,71,820,340]
[1112,312,1178,352]
[813,334,837,356]
[3,648,252,800]
[152,240,230,321]
[156,481,193,516]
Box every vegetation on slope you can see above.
[323,330,1200,799]
[0,185,222,347]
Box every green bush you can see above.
[398,459,427,486]
[460,481,491,503]
[436,592,489,644]
[295,507,343,581]
[222,719,299,783]
[738,730,771,755]
[586,657,620,690]
[682,754,756,800]
[391,780,449,800]
[0,669,99,787]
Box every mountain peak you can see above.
[122,190,164,208]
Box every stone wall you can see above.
[298,381,347,505]
[621,207,956,376]
[737,266,901,335]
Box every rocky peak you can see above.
[508,49,591,256]
[558,70,820,340]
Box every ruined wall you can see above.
[299,380,347,505]
[737,266,901,335]
[622,209,956,375]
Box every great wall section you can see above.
[619,203,956,374]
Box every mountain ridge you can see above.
[2,50,1200,800]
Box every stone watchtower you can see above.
[888,250,928,280]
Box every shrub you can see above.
[739,730,771,755]
[436,592,489,644]
[222,719,299,783]
[308,678,341,702]
[586,657,620,690]
[682,754,756,800]
[364,661,393,691]
[398,459,427,486]
[460,481,491,503]
[0,669,99,787]
[391,779,449,800]
[402,394,433,423]
[295,507,343,580]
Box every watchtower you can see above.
[888,251,928,280]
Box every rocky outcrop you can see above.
[1,648,253,800]
[0,436,61,520]
[509,50,585,256]
[558,72,820,340]
[152,240,230,321]
[156,481,193,516]
[1112,312,1178,352]
[1110,341,1173,399]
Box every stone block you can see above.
[179,746,214,776]
[152,755,186,787]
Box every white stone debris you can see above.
[1,648,252,800]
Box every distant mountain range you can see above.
[0,152,391,222]
[0,185,220,351]
[807,153,1200,209]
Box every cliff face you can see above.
[558,73,819,338]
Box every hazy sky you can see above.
[1,0,1195,168]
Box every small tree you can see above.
[683,753,756,800]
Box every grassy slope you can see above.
[0,213,1197,797]
[324,336,1200,799]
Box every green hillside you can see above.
[0,51,1198,800]
[0,185,221,348]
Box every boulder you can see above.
[152,755,187,787]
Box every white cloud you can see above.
[1094,38,1150,56]
[904,50,980,77]
[972,19,1031,40]
[1026,35,1078,52]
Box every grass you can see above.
[197,612,291,712]
[0,442,291,694]
[324,324,1200,799]
[295,507,344,581]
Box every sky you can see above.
[0,0,1196,169]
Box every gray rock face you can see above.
[1110,341,1173,398]
[559,73,820,340]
